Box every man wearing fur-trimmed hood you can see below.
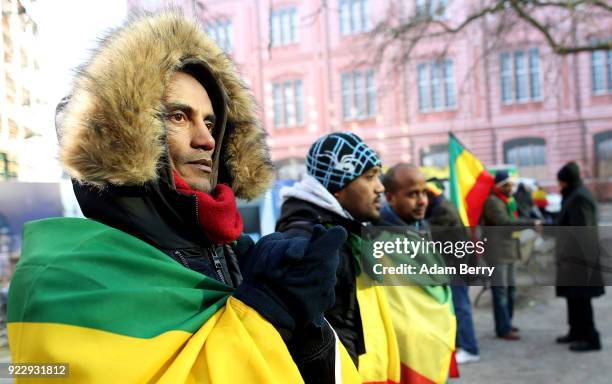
[7,13,360,383]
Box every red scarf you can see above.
[493,186,519,219]
[173,171,243,244]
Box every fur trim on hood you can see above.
[59,13,273,200]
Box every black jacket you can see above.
[556,182,605,298]
[73,181,338,383]
[425,195,476,283]
[276,197,366,366]
[58,13,336,382]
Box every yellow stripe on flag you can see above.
[385,286,456,384]
[454,150,485,225]
[9,297,303,384]
[356,275,400,384]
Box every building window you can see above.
[421,144,449,168]
[417,59,456,112]
[271,7,298,46]
[341,69,376,120]
[273,80,304,128]
[503,138,546,179]
[591,49,612,94]
[594,131,612,178]
[500,48,542,104]
[207,19,233,53]
[339,0,370,35]
[416,0,448,19]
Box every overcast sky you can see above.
[13,1,128,181]
[31,0,128,110]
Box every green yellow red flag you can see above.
[7,218,360,383]
[449,133,494,226]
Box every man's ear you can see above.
[334,188,347,207]
[385,192,394,205]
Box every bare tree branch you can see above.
[589,0,612,13]
[430,1,506,34]
[509,0,612,53]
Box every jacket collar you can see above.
[379,204,426,232]
[280,174,353,220]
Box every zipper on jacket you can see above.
[173,250,189,268]
[193,193,227,285]
[208,246,227,284]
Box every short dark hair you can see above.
[383,163,418,194]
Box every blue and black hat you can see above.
[306,132,381,193]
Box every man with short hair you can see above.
[277,132,405,383]
[425,181,481,364]
[482,170,541,341]
[379,164,457,380]
[8,14,358,383]
[380,163,428,227]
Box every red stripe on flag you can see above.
[449,350,460,378]
[464,171,494,226]
[400,363,436,384]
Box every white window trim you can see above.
[417,59,457,113]
[500,48,543,105]
[341,69,377,121]
[272,79,305,128]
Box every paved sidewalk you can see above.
[456,285,611,383]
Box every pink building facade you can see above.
[128,0,612,197]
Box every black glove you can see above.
[234,225,347,330]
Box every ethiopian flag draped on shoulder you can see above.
[8,218,360,383]
[354,277,455,384]
[352,231,455,384]
[449,133,494,226]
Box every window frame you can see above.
[271,7,299,47]
[341,68,377,121]
[500,48,543,104]
[417,58,456,113]
[503,138,546,167]
[272,79,305,128]
[420,143,449,168]
[339,0,370,36]
[207,19,233,54]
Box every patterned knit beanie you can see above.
[306,132,381,193]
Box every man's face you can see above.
[386,167,428,221]
[335,166,384,222]
[500,181,513,197]
[164,72,216,192]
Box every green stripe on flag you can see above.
[448,133,464,211]
[8,218,232,338]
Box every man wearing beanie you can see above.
[555,161,604,352]
[276,132,394,379]
[482,170,541,340]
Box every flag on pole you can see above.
[449,133,494,226]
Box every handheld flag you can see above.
[448,133,494,226]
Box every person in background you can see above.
[555,161,605,352]
[532,183,550,222]
[379,164,458,381]
[514,183,537,219]
[276,132,399,382]
[426,179,480,364]
[482,171,541,341]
